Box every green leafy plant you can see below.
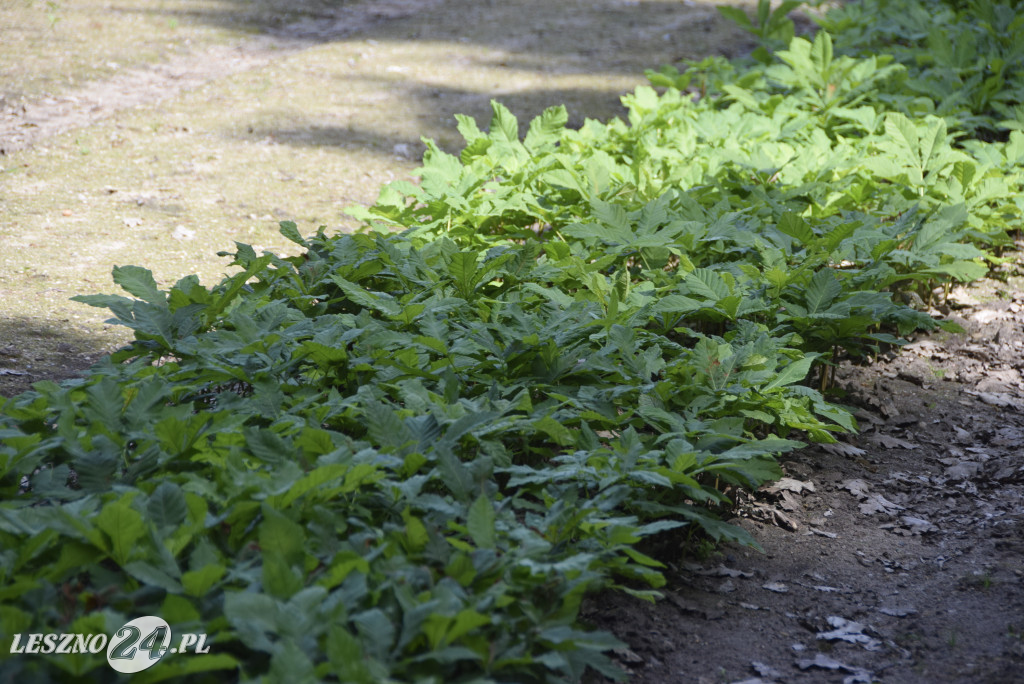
[2,1,1021,681]
[718,0,805,63]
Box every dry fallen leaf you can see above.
[696,564,753,579]
[900,515,937,534]
[752,661,783,679]
[820,441,868,458]
[764,477,816,495]
[871,434,919,450]
[796,653,853,671]
[967,390,1024,410]
[858,494,904,516]
[841,479,872,498]
[877,606,917,617]
[817,616,882,650]
[778,490,802,512]
[943,461,981,481]
[612,647,643,664]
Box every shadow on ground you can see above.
[0,317,125,398]
[124,0,748,71]
[234,81,640,160]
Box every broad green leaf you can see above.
[447,251,481,298]
[488,101,520,144]
[685,269,730,301]
[274,464,349,509]
[112,265,165,305]
[717,5,752,29]
[777,213,814,244]
[262,551,304,599]
[278,220,308,247]
[259,504,305,567]
[524,105,568,152]
[147,482,187,530]
[762,355,817,391]
[123,561,183,593]
[402,509,430,552]
[652,294,702,315]
[455,113,484,143]
[446,609,491,645]
[924,261,988,281]
[95,496,146,565]
[804,270,843,314]
[182,564,226,597]
[467,493,496,549]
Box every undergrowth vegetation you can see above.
[2,0,1022,681]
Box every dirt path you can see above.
[0,0,440,154]
[0,0,750,397]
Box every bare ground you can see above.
[585,276,1024,683]
[0,0,753,397]
[1,2,1023,683]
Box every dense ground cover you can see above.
[1,0,1022,681]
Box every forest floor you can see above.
[1,1,1022,682]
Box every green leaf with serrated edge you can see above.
[488,101,519,143]
[924,262,988,282]
[652,294,702,315]
[524,105,568,152]
[279,220,308,247]
[204,253,273,321]
[804,270,843,314]
[447,251,480,298]
[112,264,165,305]
[147,482,187,529]
[685,269,730,301]
[273,464,349,509]
[777,213,814,244]
[466,493,496,549]
[809,31,833,79]
[455,113,483,143]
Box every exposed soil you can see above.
[0,0,754,397]
[2,2,1023,683]
[585,276,1024,683]
[0,0,443,154]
